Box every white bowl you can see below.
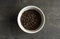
[17,6,45,34]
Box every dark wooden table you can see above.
[0,0,60,39]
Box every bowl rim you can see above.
[17,5,45,34]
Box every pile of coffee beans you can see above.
[21,10,42,30]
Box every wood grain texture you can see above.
[0,0,60,39]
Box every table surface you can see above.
[0,0,60,39]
